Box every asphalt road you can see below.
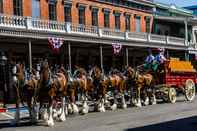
[1,96,197,131]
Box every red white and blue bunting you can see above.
[112,43,122,55]
[48,37,64,54]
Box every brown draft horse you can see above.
[126,66,156,107]
[12,62,38,125]
[90,67,127,111]
[106,69,127,110]
[89,66,108,112]
[37,62,67,126]
[68,67,90,114]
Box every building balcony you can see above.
[0,14,187,48]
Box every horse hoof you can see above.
[47,120,54,127]
[122,104,127,109]
[135,103,142,108]
[59,114,66,122]
[111,104,117,111]
[144,98,149,106]
[152,101,157,105]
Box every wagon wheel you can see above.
[168,88,176,104]
[185,79,195,101]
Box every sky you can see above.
[155,0,197,7]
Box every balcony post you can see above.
[184,20,188,46]
[68,41,72,72]
[28,39,32,72]
[66,22,71,33]
[147,33,151,42]
[98,28,103,37]
[166,36,169,45]
[125,32,128,40]
[126,48,129,67]
[100,45,104,72]
[26,17,32,29]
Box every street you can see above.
[0,96,197,131]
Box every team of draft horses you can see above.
[11,48,166,126]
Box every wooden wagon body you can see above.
[155,58,197,103]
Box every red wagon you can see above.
[155,58,197,103]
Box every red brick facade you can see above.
[1,0,153,32]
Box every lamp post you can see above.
[0,51,8,108]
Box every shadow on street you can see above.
[0,118,43,129]
[125,115,197,131]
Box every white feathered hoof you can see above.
[59,112,66,122]
[72,104,79,114]
[43,111,48,121]
[53,109,58,120]
[97,104,105,112]
[143,97,149,106]
[122,104,127,109]
[47,118,54,127]
[151,97,157,105]
[111,103,117,111]
[135,100,142,108]
[81,106,89,115]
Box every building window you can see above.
[114,13,120,30]
[13,0,23,16]
[78,6,85,25]
[125,15,130,31]
[145,17,151,33]
[64,5,72,22]
[135,15,141,32]
[0,0,3,13]
[48,1,57,20]
[32,0,40,18]
[92,8,98,26]
[104,11,110,28]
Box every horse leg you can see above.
[136,87,142,107]
[81,92,89,114]
[70,91,79,114]
[143,88,150,106]
[40,101,48,122]
[47,98,54,126]
[121,93,127,109]
[59,97,66,122]
[27,97,37,124]
[150,88,157,105]
[97,95,105,112]
[111,89,118,111]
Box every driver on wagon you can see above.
[144,48,155,71]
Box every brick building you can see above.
[0,0,154,33]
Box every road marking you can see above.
[1,112,14,119]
